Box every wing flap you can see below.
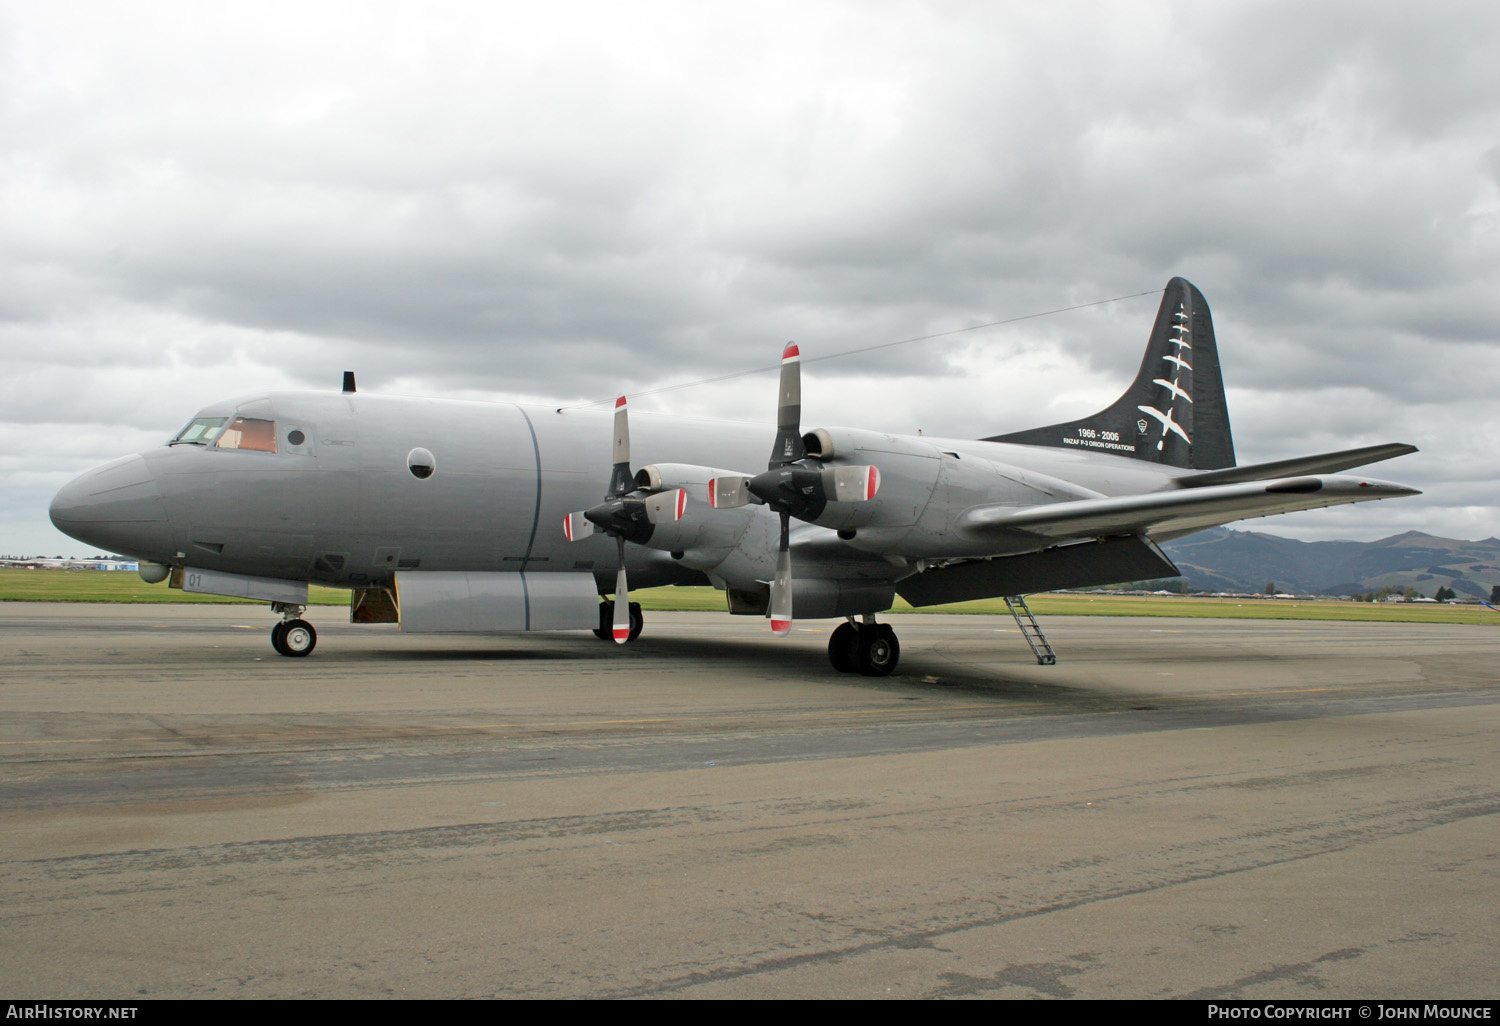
[961,475,1421,541]
[898,535,1180,607]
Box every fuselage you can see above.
[49,390,1186,599]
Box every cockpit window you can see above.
[170,417,228,446]
[215,417,278,452]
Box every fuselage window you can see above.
[170,417,228,446]
[215,417,278,453]
[407,447,436,479]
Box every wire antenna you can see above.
[558,288,1162,411]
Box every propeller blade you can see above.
[607,395,633,498]
[613,536,631,643]
[770,513,792,636]
[563,510,594,541]
[824,464,881,502]
[643,488,687,524]
[708,475,754,509]
[770,343,804,468]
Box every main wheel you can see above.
[828,622,858,673]
[628,602,644,642]
[593,600,613,641]
[280,619,317,657]
[853,624,899,677]
[270,621,289,656]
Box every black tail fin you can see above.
[985,277,1235,470]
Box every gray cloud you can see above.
[3,0,1496,552]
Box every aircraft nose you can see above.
[49,454,174,558]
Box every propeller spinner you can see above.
[563,396,686,643]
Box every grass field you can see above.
[631,586,1498,625]
[2,568,1494,624]
[0,568,347,606]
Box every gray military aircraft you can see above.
[49,278,1419,674]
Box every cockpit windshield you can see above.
[170,417,228,446]
[214,417,278,452]
[169,414,278,452]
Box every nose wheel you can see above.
[271,616,317,657]
[828,621,899,677]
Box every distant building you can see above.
[1,558,138,571]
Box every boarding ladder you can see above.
[1005,595,1057,665]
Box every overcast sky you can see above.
[3,0,1496,555]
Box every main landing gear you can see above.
[593,598,643,642]
[828,617,900,677]
[270,603,317,657]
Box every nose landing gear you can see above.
[270,603,317,657]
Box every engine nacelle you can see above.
[795,427,943,531]
[631,463,756,553]
[791,578,896,619]
[634,462,745,496]
[802,429,1109,557]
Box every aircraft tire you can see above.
[828,623,858,673]
[853,624,899,677]
[271,621,289,656]
[628,602,643,642]
[280,619,317,657]
[593,601,613,641]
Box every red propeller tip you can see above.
[782,343,799,362]
[615,396,627,408]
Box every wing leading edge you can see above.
[1169,443,1418,488]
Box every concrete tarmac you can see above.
[1,603,1496,999]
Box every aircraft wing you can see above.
[960,474,1421,542]
[1169,443,1417,488]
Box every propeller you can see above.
[563,396,687,643]
[708,344,880,636]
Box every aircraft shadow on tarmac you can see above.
[342,630,1271,716]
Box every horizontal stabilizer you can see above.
[962,474,1420,541]
[1171,443,1417,488]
